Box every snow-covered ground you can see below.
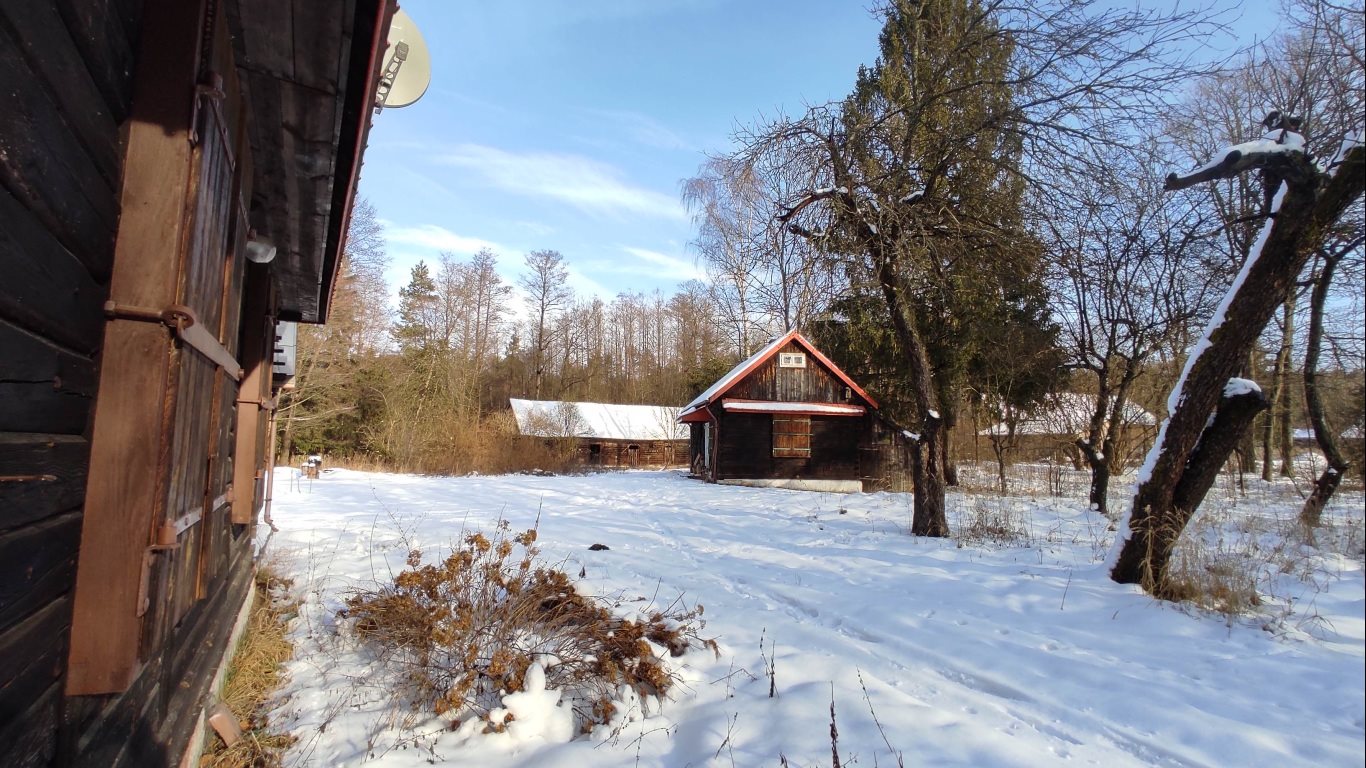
[261,468,1365,767]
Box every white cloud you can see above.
[616,246,708,282]
[384,223,503,255]
[438,144,687,221]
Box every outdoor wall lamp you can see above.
[245,231,277,264]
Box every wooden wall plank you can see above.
[0,598,70,724]
[231,265,271,524]
[0,319,97,436]
[0,184,107,353]
[0,682,61,768]
[0,512,80,634]
[0,18,119,282]
[0,2,122,188]
[54,0,139,122]
[0,433,89,530]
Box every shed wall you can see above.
[0,2,143,764]
[0,2,283,766]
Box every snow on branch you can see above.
[1164,113,1308,191]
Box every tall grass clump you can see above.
[201,567,297,768]
[341,521,717,734]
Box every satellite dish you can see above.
[375,9,431,112]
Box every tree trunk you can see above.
[910,417,949,536]
[1300,250,1350,528]
[1077,439,1109,513]
[876,254,949,537]
[1112,387,1269,592]
[1112,148,1363,589]
[1276,293,1297,477]
[1236,348,1260,476]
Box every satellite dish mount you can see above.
[374,9,430,113]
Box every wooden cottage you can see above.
[0,1,394,766]
[678,330,910,492]
[510,399,687,468]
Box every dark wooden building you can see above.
[679,331,910,492]
[510,399,688,468]
[0,1,393,766]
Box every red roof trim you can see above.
[678,408,714,423]
[720,399,867,416]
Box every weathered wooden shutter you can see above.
[67,0,255,695]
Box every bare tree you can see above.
[519,250,573,399]
[728,0,1217,536]
[1044,149,1218,515]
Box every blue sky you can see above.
[358,0,1278,305]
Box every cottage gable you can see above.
[679,330,876,421]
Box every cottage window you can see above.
[773,416,812,457]
[778,352,806,368]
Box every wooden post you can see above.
[67,0,207,695]
[231,264,271,525]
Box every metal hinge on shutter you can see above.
[104,301,243,380]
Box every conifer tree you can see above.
[393,261,439,354]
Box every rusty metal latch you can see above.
[105,300,243,381]
[136,541,180,617]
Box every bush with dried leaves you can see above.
[341,521,717,734]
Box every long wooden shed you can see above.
[0,1,394,765]
[678,330,910,492]
[510,398,687,468]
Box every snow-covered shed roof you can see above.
[979,393,1157,437]
[678,330,876,421]
[510,399,687,441]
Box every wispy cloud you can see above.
[584,109,696,152]
[595,246,708,282]
[438,144,687,221]
[384,223,503,255]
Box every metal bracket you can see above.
[137,541,181,617]
[105,300,243,380]
[374,41,409,113]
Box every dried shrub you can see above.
[953,497,1033,548]
[341,521,717,734]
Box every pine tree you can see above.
[393,261,439,354]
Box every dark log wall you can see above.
[62,3,267,766]
[0,2,143,766]
[715,413,865,481]
[575,439,685,468]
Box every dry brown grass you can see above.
[953,497,1034,548]
[341,520,717,734]
[200,568,298,768]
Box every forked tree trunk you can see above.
[1112,147,1363,590]
[1077,438,1110,513]
[1300,250,1351,528]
